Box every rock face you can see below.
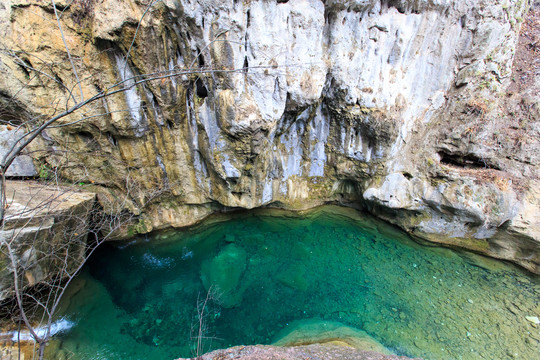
[0,1,538,271]
[0,181,95,301]
[0,126,37,177]
[176,344,420,360]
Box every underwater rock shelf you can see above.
[52,206,539,360]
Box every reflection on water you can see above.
[52,206,540,360]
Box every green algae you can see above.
[51,206,539,360]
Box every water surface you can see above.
[52,206,540,360]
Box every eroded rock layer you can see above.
[0,181,95,301]
[0,0,538,271]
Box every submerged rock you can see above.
[276,265,309,291]
[272,319,392,355]
[200,244,248,308]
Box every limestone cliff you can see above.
[0,0,538,272]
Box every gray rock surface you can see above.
[176,344,420,360]
[0,126,37,177]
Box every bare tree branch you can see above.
[51,0,83,105]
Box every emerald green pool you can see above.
[51,206,539,360]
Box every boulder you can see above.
[0,181,95,301]
[176,344,419,360]
[200,244,248,308]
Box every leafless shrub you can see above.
[190,286,222,359]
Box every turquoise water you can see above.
[52,206,539,360]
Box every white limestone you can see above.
[114,54,148,137]
[308,105,330,177]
